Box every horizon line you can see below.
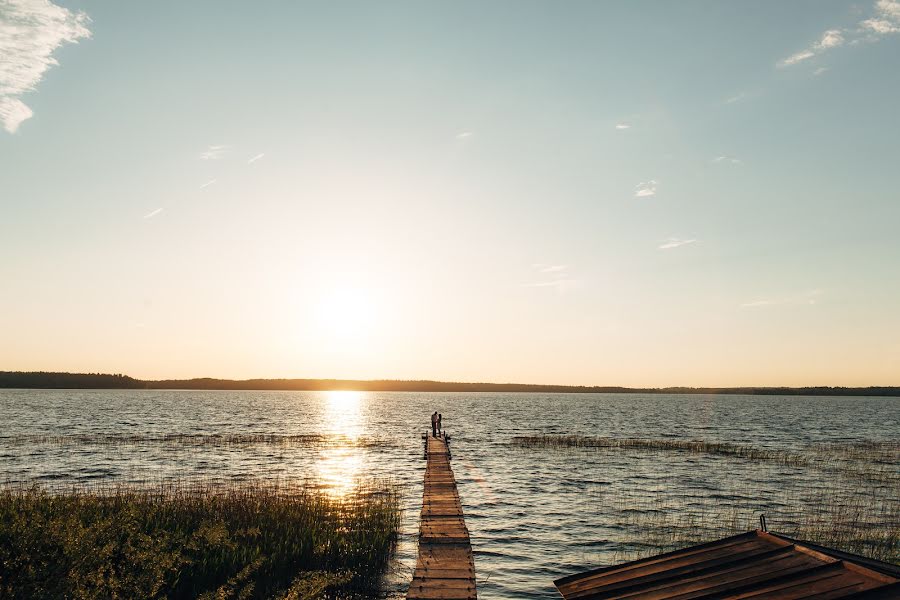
[1,371,899,396]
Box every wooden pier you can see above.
[407,433,477,600]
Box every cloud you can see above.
[532,263,569,273]
[725,92,747,104]
[200,145,229,160]
[455,131,473,139]
[199,179,217,189]
[142,207,163,219]
[859,0,900,35]
[778,1,900,68]
[779,49,816,67]
[818,29,845,49]
[524,264,580,292]
[0,0,91,133]
[634,180,658,198]
[813,66,829,76]
[878,0,900,18]
[658,237,697,250]
[615,123,631,130]
[247,152,265,164]
[713,155,742,165]
[860,17,900,33]
[740,289,823,309]
[522,280,579,289]
[740,299,777,308]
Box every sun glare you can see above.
[315,287,376,343]
[316,390,366,496]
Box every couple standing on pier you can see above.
[430,411,442,437]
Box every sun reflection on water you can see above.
[316,390,366,497]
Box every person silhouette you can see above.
[431,411,437,437]
[437,413,442,436]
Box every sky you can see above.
[1,1,899,387]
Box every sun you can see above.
[315,287,376,342]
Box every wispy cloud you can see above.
[455,131,473,139]
[524,264,580,293]
[200,145,229,160]
[861,0,900,34]
[778,1,900,68]
[247,152,265,164]
[779,30,844,67]
[532,263,569,273]
[634,180,658,198]
[615,123,631,130]
[740,289,823,309]
[659,237,697,250]
[725,92,747,104]
[0,0,91,133]
[142,207,163,219]
[813,66,829,76]
[712,155,742,165]
[819,29,846,49]
[199,179,217,189]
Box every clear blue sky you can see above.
[1,1,899,386]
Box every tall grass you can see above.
[510,435,809,466]
[0,433,391,449]
[512,434,899,564]
[0,479,400,600]
[608,485,899,564]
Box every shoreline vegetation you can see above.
[512,434,899,564]
[0,479,400,600]
[2,371,899,396]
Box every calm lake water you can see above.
[1,390,898,599]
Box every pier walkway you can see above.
[406,433,477,600]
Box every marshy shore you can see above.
[0,479,400,600]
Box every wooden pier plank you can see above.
[407,433,477,600]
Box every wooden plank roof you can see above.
[554,530,899,599]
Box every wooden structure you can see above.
[554,530,899,599]
[407,433,477,600]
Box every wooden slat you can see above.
[407,432,477,599]
[555,530,898,600]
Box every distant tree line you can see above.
[0,371,144,389]
[1,371,898,396]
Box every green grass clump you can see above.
[0,480,400,600]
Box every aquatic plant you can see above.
[517,435,898,565]
[509,435,810,466]
[0,479,400,599]
[608,484,899,564]
[0,433,393,449]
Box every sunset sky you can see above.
[1,1,899,386]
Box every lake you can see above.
[1,390,897,599]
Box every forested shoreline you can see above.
[1,371,898,396]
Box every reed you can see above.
[0,433,392,449]
[809,440,900,465]
[515,434,898,564]
[510,435,809,466]
[0,479,401,599]
[609,486,899,564]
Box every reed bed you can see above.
[0,433,392,449]
[515,434,898,564]
[510,435,809,466]
[808,440,900,464]
[608,485,899,564]
[0,479,400,600]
